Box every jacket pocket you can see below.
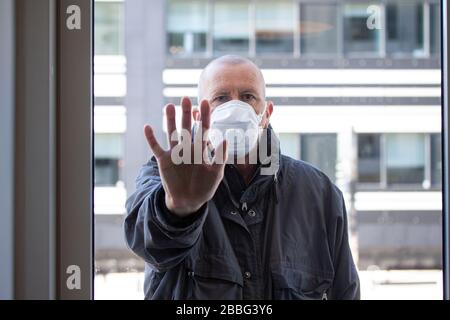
[186,254,243,300]
[271,264,333,300]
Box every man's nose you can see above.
[230,93,241,101]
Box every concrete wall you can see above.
[124,0,166,193]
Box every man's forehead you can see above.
[207,61,260,78]
[202,62,264,91]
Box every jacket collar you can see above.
[221,126,283,208]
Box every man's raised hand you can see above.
[144,97,228,217]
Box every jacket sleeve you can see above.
[124,158,207,272]
[327,185,361,300]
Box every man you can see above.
[124,55,360,300]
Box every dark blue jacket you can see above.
[124,132,360,300]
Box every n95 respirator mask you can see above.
[208,100,265,160]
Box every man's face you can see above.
[200,62,273,128]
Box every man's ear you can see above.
[262,101,274,129]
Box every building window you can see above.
[386,134,425,185]
[95,159,120,186]
[300,3,338,55]
[300,134,337,182]
[95,1,124,55]
[95,134,124,187]
[358,134,382,184]
[213,1,250,54]
[343,3,381,55]
[255,1,294,55]
[431,133,442,187]
[167,0,208,55]
[430,2,441,56]
[279,133,300,160]
[357,133,437,189]
[386,1,424,56]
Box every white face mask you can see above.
[208,100,266,160]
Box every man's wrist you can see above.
[165,193,204,218]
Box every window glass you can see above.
[300,134,337,182]
[167,0,208,55]
[94,134,124,187]
[95,1,124,55]
[343,3,381,54]
[386,134,425,185]
[213,1,250,54]
[300,3,338,55]
[278,133,300,160]
[430,2,441,56]
[95,159,120,186]
[255,1,294,54]
[95,0,443,301]
[358,134,382,184]
[386,2,424,56]
[431,134,442,187]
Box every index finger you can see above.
[200,100,211,132]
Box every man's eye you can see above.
[215,96,229,102]
[242,94,256,101]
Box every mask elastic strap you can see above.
[258,105,268,125]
